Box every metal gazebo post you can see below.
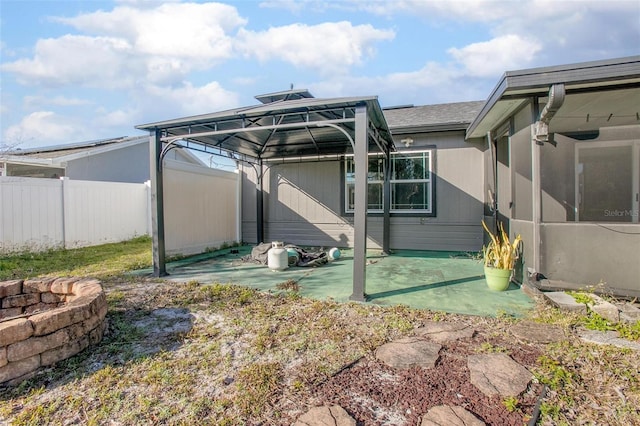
[150,129,167,277]
[350,103,368,302]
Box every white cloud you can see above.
[308,60,486,106]
[237,22,394,75]
[3,2,246,89]
[55,2,245,61]
[3,111,90,146]
[1,35,137,88]
[140,81,240,118]
[449,34,542,77]
[95,107,139,129]
[353,0,640,69]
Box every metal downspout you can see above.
[486,131,498,234]
[532,84,565,275]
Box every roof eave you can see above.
[390,122,471,135]
[466,55,640,139]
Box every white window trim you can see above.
[344,149,434,214]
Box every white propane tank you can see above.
[268,241,288,271]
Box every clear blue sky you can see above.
[1,0,639,149]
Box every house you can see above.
[137,56,640,299]
[0,135,206,183]
[467,55,640,298]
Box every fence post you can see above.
[60,176,68,249]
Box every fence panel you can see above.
[62,179,150,248]
[1,163,239,255]
[163,160,239,255]
[0,176,149,253]
[0,177,65,252]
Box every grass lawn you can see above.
[0,238,638,425]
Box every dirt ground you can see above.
[105,280,545,425]
[2,279,638,425]
[306,328,544,425]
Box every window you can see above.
[345,156,384,212]
[344,151,433,214]
[391,152,432,212]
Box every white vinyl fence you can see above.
[0,161,239,254]
[0,176,150,253]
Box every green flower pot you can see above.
[484,266,512,291]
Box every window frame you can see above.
[342,149,436,216]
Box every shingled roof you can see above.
[383,101,484,134]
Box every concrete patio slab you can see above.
[132,246,536,317]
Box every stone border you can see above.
[0,278,107,385]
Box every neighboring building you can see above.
[1,135,205,183]
[467,56,640,297]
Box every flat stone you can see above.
[421,405,486,426]
[23,278,55,293]
[415,321,475,343]
[376,337,441,369]
[0,280,23,298]
[0,354,40,384]
[509,321,565,344]
[544,292,586,313]
[468,353,532,398]
[577,328,640,351]
[589,295,619,323]
[618,302,640,322]
[2,293,40,309]
[618,302,640,319]
[294,405,356,426]
[0,318,34,347]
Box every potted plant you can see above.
[481,220,521,291]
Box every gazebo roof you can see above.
[136,90,394,161]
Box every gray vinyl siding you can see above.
[65,142,150,183]
[241,130,486,252]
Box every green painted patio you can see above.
[138,246,535,317]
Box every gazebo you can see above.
[136,89,395,301]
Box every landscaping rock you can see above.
[23,278,55,294]
[0,318,34,347]
[589,295,620,323]
[577,328,640,351]
[7,328,69,362]
[421,405,486,426]
[0,307,22,321]
[617,302,640,325]
[509,321,565,344]
[415,321,474,343]
[0,280,23,298]
[468,353,531,398]
[2,292,40,309]
[294,405,356,426]
[544,291,586,313]
[0,354,40,383]
[375,337,441,369]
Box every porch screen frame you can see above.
[574,139,640,223]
